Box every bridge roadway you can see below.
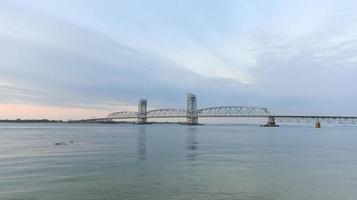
[75,94,357,128]
[78,113,357,127]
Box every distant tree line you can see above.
[0,119,64,123]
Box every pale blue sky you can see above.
[1,0,357,118]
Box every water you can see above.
[1,123,357,200]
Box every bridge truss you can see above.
[107,111,138,119]
[274,116,357,124]
[76,94,357,126]
[106,106,271,120]
[105,108,357,124]
[197,106,271,117]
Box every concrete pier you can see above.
[315,120,321,128]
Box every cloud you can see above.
[0,2,256,111]
[1,0,357,119]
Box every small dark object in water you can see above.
[55,141,74,145]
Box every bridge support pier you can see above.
[187,93,198,125]
[315,120,321,128]
[138,99,147,124]
[262,116,279,127]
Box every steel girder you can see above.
[274,116,357,124]
[197,106,271,117]
[146,109,187,118]
[107,109,188,119]
[107,111,138,119]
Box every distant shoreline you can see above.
[0,119,187,125]
[0,119,64,123]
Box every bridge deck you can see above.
[75,115,357,124]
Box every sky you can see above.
[1,0,357,120]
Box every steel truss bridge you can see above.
[78,94,357,128]
[108,106,271,119]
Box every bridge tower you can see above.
[263,116,279,127]
[138,99,147,124]
[187,93,198,125]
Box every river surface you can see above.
[1,123,357,200]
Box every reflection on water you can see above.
[186,127,199,161]
[137,126,146,160]
[1,124,357,200]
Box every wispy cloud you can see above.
[1,0,357,118]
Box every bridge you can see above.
[79,93,357,128]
